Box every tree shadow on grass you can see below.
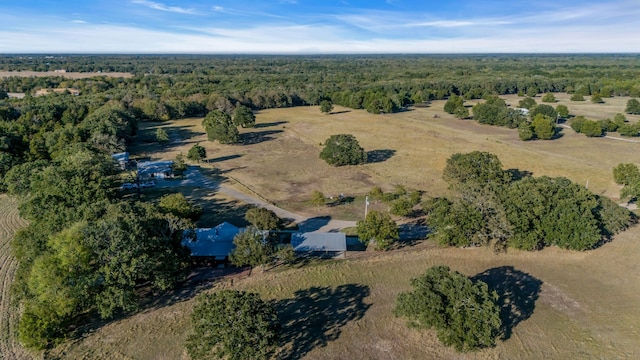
[255,121,288,128]
[241,129,283,145]
[472,266,543,340]
[275,284,371,360]
[366,149,396,163]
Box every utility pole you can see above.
[365,196,369,218]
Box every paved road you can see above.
[156,167,357,233]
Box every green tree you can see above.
[155,128,169,145]
[320,99,334,114]
[618,123,640,137]
[541,93,556,103]
[356,210,399,250]
[310,190,326,208]
[518,97,537,109]
[453,106,469,119]
[625,98,640,114]
[187,143,206,162]
[186,290,279,360]
[530,104,557,120]
[245,207,282,230]
[531,114,555,140]
[319,134,366,166]
[158,193,202,221]
[229,227,273,274]
[202,110,239,144]
[232,105,256,128]
[556,104,569,118]
[590,93,603,104]
[613,163,640,185]
[172,153,188,176]
[442,151,510,190]
[570,93,585,101]
[444,94,464,114]
[570,116,587,133]
[580,120,604,137]
[424,198,484,247]
[518,121,534,141]
[394,266,501,352]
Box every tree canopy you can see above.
[395,265,501,352]
[186,290,280,360]
[625,98,640,114]
[319,134,366,166]
[245,207,282,230]
[202,109,239,144]
[232,105,256,128]
[356,210,399,250]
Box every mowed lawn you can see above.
[45,96,640,359]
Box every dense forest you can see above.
[1,54,640,349]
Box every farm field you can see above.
[43,95,640,359]
[0,196,32,360]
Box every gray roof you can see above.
[111,152,129,162]
[137,160,173,176]
[291,232,347,252]
[182,222,241,257]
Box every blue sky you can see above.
[1,0,639,53]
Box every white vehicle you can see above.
[120,183,138,190]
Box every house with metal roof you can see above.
[182,222,241,260]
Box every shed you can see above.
[111,152,129,169]
[291,232,347,255]
[137,160,174,179]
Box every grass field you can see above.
[48,225,640,359]
[0,195,32,360]
[132,94,640,217]
[42,95,640,359]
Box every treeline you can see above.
[425,152,635,251]
[3,55,640,116]
[0,90,197,348]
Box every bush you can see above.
[518,97,537,109]
[570,93,585,101]
[518,122,534,141]
[580,120,604,137]
[319,134,366,166]
[186,143,206,162]
[356,210,399,250]
[625,98,640,114]
[245,207,282,230]
[541,93,556,103]
[444,94,463,114]
[556,104,569,118]
[186,290,279,360]
[395,266,501,352]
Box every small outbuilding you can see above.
[137,160,174,179]
[111,152,129,169]
[291,232,347,257]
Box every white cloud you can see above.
[212,6,224,12]
[71,20,87,24]
[131,0,197,15]
[0,21,638,54]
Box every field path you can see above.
[0,195,32,360]
[158,167,358,232]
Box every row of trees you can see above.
[202,106,256,144]
[425,152,634,251]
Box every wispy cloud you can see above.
[131,0,197,15]
[404,20,512,28]
[71,20,87,24]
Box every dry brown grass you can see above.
[49,225,640,359]
[47,95,640,359]
[0,71,133,79]
[136,95,640,210]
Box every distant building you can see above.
[514,107,530,116]
[111,152,129,169]
[54,69,67,73]
[137,160,173,179]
